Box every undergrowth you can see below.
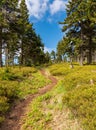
[49,63,96,130]
[21,70,81,130]
[0,67,50,123]
[21,81,65,130]
[1,63,96,130]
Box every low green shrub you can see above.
[18,71,50,97]
[0,67,35,119]
[0,81,19,123]
[0,67,22,81]
[0,96,9,113]
[0,67,48,124]
[49,63,96,130]
[0,81,19,98]
[48,63,71,76]
[1,72,19,80]
[63,85,96,130]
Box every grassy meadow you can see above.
[0,67,50,123]
[0,63,96,130]
[21,63,96,130]
[49,63,96,130]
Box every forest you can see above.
[0,0,50,67]
[0,0,96,130]
[57,0,96,66]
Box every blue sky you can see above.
[25,0,68,52]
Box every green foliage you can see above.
[60,0,96,64]
[63,85,96,130]
[21,93,53,130]
[48,63,71,76]
[62,67,96,130]
[0,81,18,98]
[21,72,80,130]
[51,50,56,62]
[49,63,96,130]
[18,71,50,97]
[0,81,18,123]
[0,0,46,67]
[0,67,50,124]
[0,96,9,113]
[1,72,18,81]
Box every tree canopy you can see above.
[0,0,47,67]
[58,0,96,65]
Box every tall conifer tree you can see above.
[60,0,96,65]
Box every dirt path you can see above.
[0,69,57,130]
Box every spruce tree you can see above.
[0,0,19,66]
[17,0,29,65]
[60,0,96,65]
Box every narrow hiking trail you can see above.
[0,69,57,130]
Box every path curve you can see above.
[0,69,57,130]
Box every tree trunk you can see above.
[5,47,9,67]
[70,56,74,68]
[0,43,2,67]
[80,47,83,66]
[80,23,84,66]
[0,28,2,67]
[20,39,24,66]
[94,51,96,63]
[10,53,14,66]
[87,36,92,64]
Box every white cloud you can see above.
[49,0,67,15]
[25,0,49,19]
[44,47,56,53]
[25,0,67,20]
